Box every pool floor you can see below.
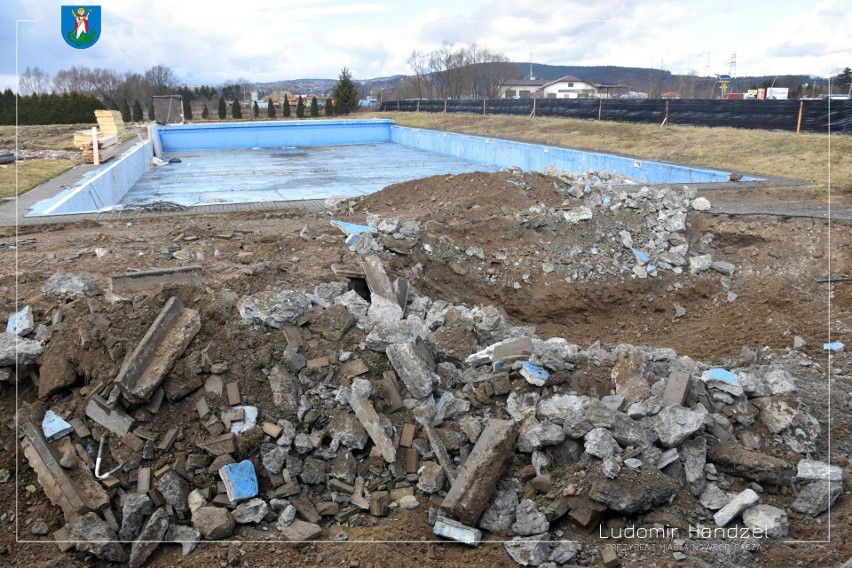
[121,143,499,207]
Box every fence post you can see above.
[416,99,420,112]
[397,100,400,111]
[529,97,536,118]
[661,100,670,127]
[483,98,486,115]
[796,100,804,133]
[443,99,447,114]
[598,99,603,120]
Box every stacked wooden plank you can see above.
[74,129,120,164]
[94,110,126,135]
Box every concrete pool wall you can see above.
[27,119,763,217]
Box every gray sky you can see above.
[3,0,850,91]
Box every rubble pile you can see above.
[342,168,731,289]
[4,174,846,567]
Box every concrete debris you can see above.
[511,499,550,535]
[11,193,843,568]
[220,460,259,501]
[713,488,759,527]
[42,271,102,299]
[165,524,200,555]
[441,418,517,525]
[792,480,843,516]
[69,511,127,562]
[42,410,73,442]
[6,305,35,336]
[115,297,201,404]
[504,533,551,566]
[128,507,169,568]
[386,340,437,399]
[742,504,789,538]
[21,420,109,523]
[0,331,43,366]
[238,290,311,328]
[192,506,235,539]
[433,516,482,546]
[119,493,152,541]
[233,498,269,524]
[653,405,704,447]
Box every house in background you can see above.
[661,91,682,99]
[500,79,548,98]
[501,76,599,99]
[539,76,598,99]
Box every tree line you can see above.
[393,43,518,100]
[0,89,103,125]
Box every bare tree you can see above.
[19,66,51,95]
[145,65,178,96]
[407,50,430,99]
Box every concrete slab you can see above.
[114,296,200,404]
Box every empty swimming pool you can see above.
[26,119,765,217]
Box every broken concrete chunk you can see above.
[86,395,134,437]
[365,319,430,353]
[6,305,34,336]
[478,489,518,532]
[707,441,792,486]
[653,405,704,447]
[157,470,191,513]
[791,480,843,516]
[433,516,482,546]
[42,272,102,299]
[69,511,127,563]
[584,427,620,459]
[42,410,73,442]
[109,266,203,301]
[128,507,169,568]
[165,524,200,556]
[328,411,369,450]
[417,462,446,494]
[796,459,844,483]
[268,365,300,413]
[0,331,43,366]
[220,460,259,502]
[114,297,201,404]
[700,368,743,397]
[233,498,268,524]
[512,499,550,536]
[742,504,788,538]
[192,506,235,540]
[238,290,311,329]
[504,533,551,567]
[520,362,549,386]
[491,336,534,364]
[229,405,258,435]
[361,254,397,305]
[385,341,436,399]
[589,467,679,514]
[279,519,322,542]
[662,372,690,406]
[518,417,565,453]
[348,391,396,463]
[119,493,153,541]
[440,419,517,526]
[21,420,109,523]
[752,396,800,433]
[713,488,759,527]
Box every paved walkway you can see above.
[0,140,326,227]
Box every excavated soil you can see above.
[0,170,850,568]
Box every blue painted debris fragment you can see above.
[520,362,549,387]
[330,220,378,236]
[230,406,258,435]
[705,368,737,384]
[632,248,650,264]
[701,367,743,397]
[6,305,34,336]
[433,516,482,546]
[42,410,73,442]
[824,342,845,352]
[219,460,258,502]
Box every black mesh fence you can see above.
[380,98,852,134]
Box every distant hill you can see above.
[246,65,817,99]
